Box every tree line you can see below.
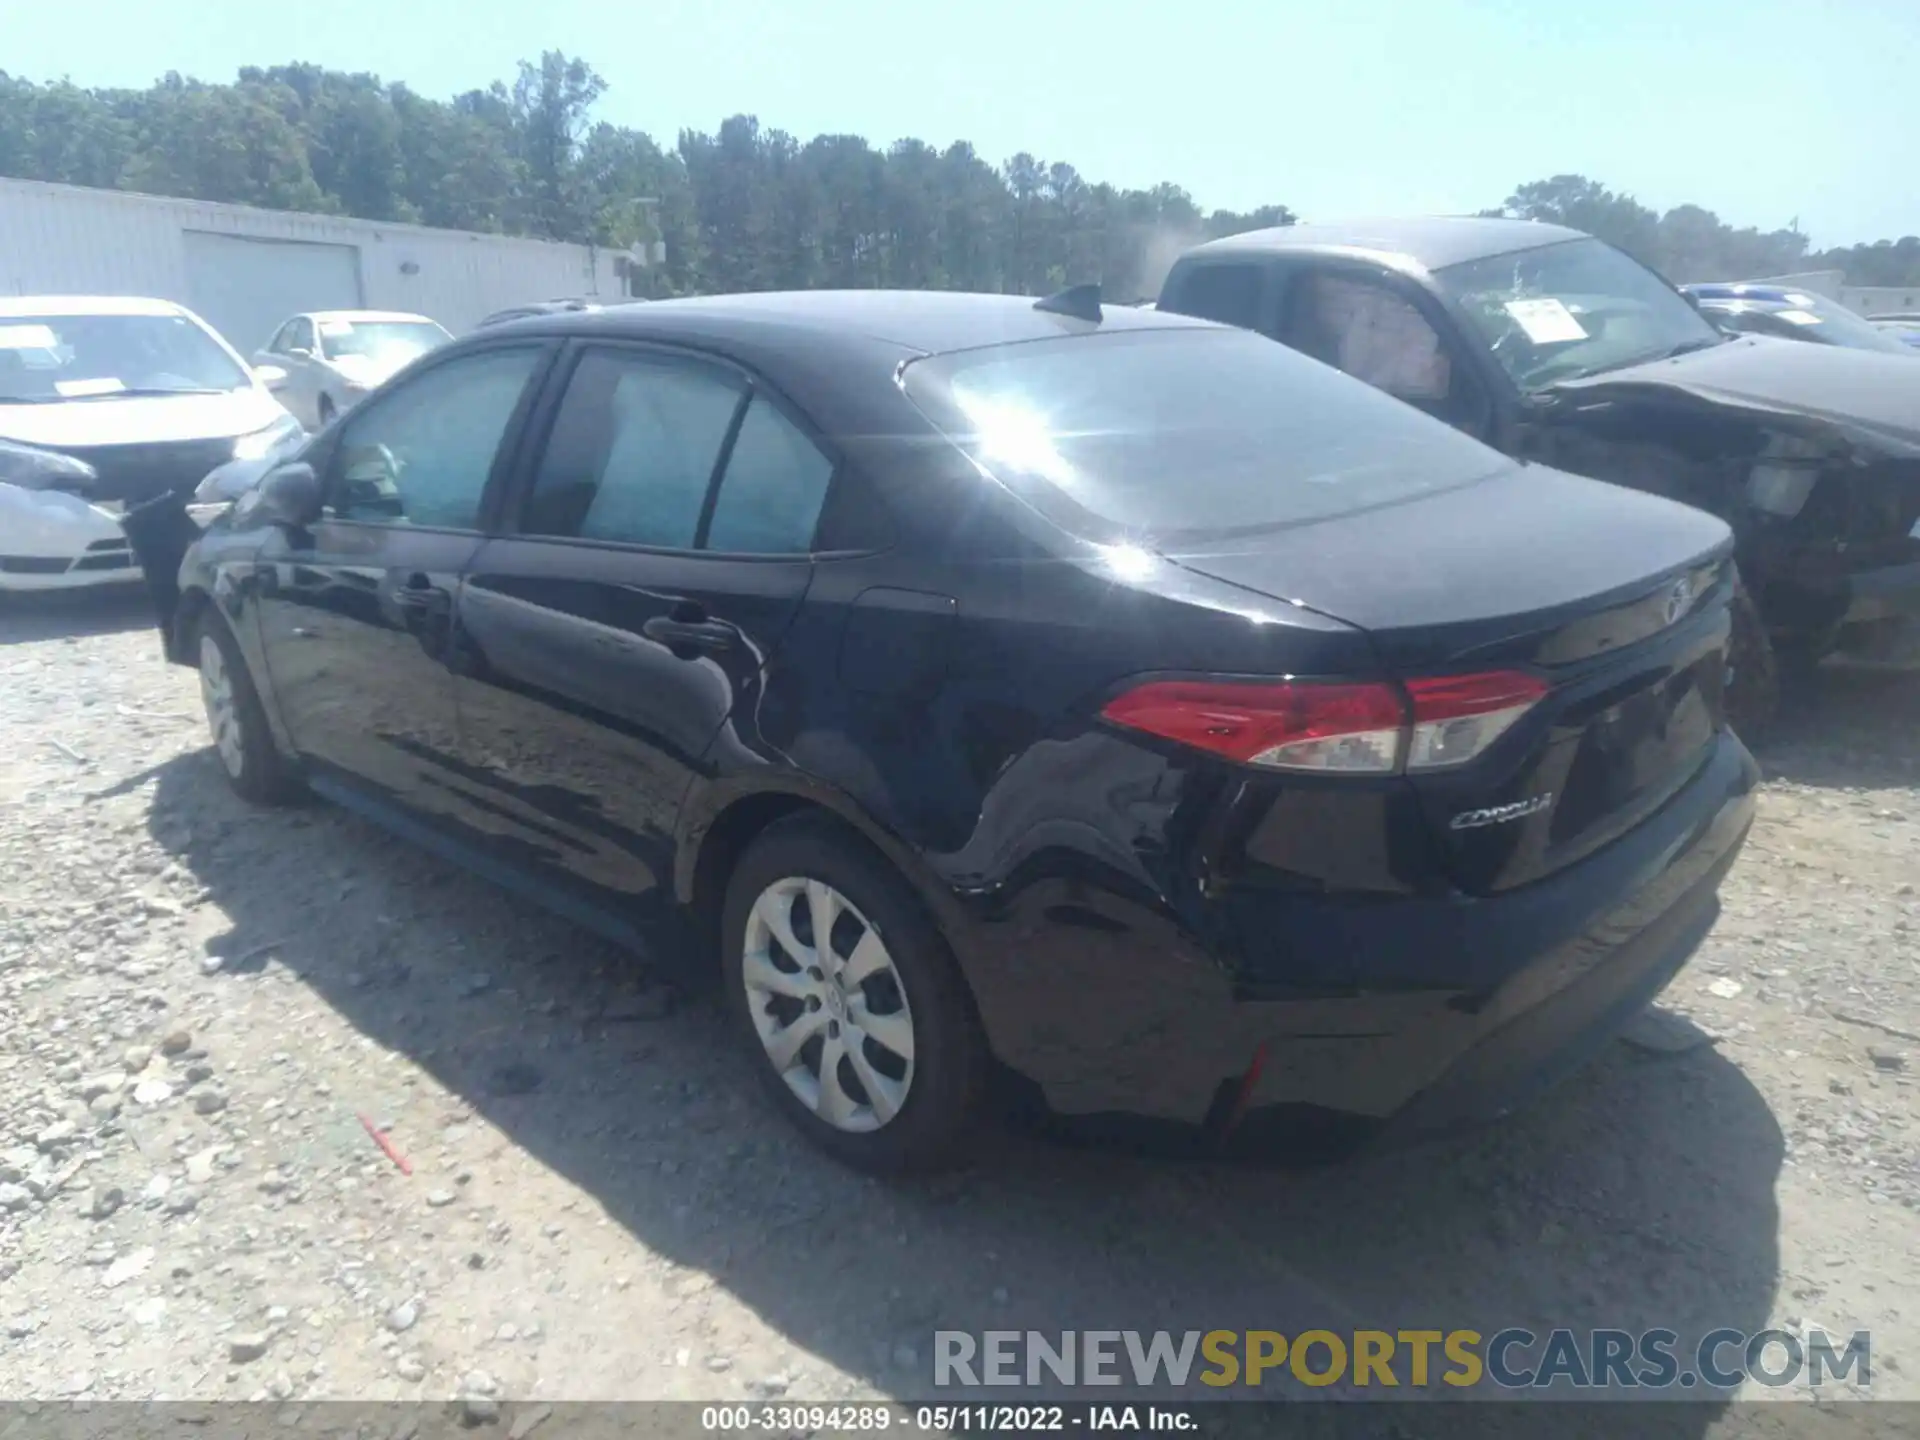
[1488,175,1920,290]
[3,54,1916,297]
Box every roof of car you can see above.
[302,309,440,324]
[0,294,194,319]
[1184,216,1590,273]
[495,288,1212,355]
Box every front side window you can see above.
[324,346,544,529]
[0,312,251,401]
[1290,273,1455,403]
[902,327,1508,543]
[1436,237,1725,390]
[522,349,745,549]
[289,318,317,355]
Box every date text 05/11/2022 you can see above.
[699,1405,1197,1432]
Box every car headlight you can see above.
[232,414,306,462]
[1745,434,1824,520]
[0,436,98,492]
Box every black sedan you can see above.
[123,290,1759,1173]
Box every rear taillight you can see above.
[1403,671,1550,771]
[1100,680,1406,773]
[1100,671,1548,775]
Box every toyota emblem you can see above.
[1663,577,1693,626]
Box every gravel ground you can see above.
[2,587,1917,1428]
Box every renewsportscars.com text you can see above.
[933,1328,1871,1391]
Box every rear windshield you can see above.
[900,326,1507,542]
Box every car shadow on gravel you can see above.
[138,750,1783,1427]
[1752,663,1920,793]
[0,584,154,647]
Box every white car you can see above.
[252,310,451,430]
[0,296,303,594]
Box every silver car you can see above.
[252,310,451,429]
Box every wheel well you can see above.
[687,793,819,952]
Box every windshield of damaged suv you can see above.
[1436,237,1726,391]
[0,313,251,402]
[901,326,1509,542]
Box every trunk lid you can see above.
[1163,463,1736,893]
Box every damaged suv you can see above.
[1158,218,1920,729]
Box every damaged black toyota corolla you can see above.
[1159,218,1920,730]
[121,292,1757,1173]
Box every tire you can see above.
[721,815,987,1174]
[1724,579,1779,740]
[193,610,304,806]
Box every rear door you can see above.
[449,342,832,920]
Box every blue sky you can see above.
[10,0,1916,248]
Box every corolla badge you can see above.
[1663,576,1694,626]
[1450,793,1554,831]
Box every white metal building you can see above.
[0,176,633,352]
[1743,270,1920,318]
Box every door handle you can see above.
[641,616,735,653]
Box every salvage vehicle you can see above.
[1680,283,1917,356]
[1158,219,1920,727]
[253,310,452,431]
[1,297,303,595]
[121,290,1757,1173]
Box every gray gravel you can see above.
[2,587,1917,1412]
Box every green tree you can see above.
[1500,174,1662,264]
[510,51,605,241]
[0,56,1298,299]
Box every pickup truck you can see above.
[1157,217,1920,731]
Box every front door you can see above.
[254,342,550,820]
[448,343,834,923]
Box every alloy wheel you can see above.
[740,876,916,1133]
[198,634,244,779]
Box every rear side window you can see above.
[523,348,744,549]
[1164,263,1266,329]
[705,397,834,553]
[901,327,1508,542]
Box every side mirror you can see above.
[286,347,315,362]
[254,363,290,390]
[237,462,321,531]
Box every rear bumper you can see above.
[962,730,1758,1145]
